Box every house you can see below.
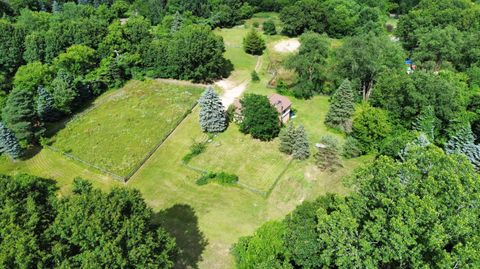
[233,93,292,123]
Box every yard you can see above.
[50,79,204,177]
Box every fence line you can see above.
[266,159,293,198]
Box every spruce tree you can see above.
[279,123,296,154]
[243,28,266,55]
[36,86,56,122]
[292,125,310,160]
[445,125,480,170]
[0,122,23,159]
[199,86,227,133]
[315,135,341,171]
[2,88,39,143]
[413,106,437,140]
[171,11,183,33]
[325,79,355,131]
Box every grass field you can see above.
[50,80,204,177]
[0,14,371,269]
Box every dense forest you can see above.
[1,0,480,267]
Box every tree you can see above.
[243,28,266,55]
[53,44,97,77]
[322,0,360,38]
[49,70,77,114]
[240,94,280,141]
[262,20,276,35]
[0,122,23,159]
[314,135,341,171]
[445,125,480,170]
[292,125,310,160]
[36,86,57,122]
[13,61,51,93]
[335,32,405,101]
[2,88,41,144]
[279,123,296,154]
[171,11,182,33]
[279,0,324,36]
[324,79,355,131]
[198,86,227,133]
[235,146,480,267]
[0,20,25,85]
[286,32,329,98]
[412,105,438,140]
[351,103,392,153]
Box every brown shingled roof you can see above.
[268,93,292,114]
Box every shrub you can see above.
[182,140,207,163]
[195,172,216,185]
[386,24,394,32]
[251,70,260,82]
[263,20,276,35]
[195,171,238,186]
[252,21,259,28]
[342,136,362,158]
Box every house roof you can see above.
[268,93,292,113]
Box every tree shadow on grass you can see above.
[152,204,208,269]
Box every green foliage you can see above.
[279,123,296,155]
[324,79,355,131]
[445,125,480,170]
[315,135,341,171]
[13,61,51,92]
[0,122,23,159]
[342,136,362,158]
[53,44,97,77]
[292,125,310,160]
[379,129,418,159]
[195,171,238,186]
[0,19,25,84]
[243,28,266,55]
[182,140,208,164]
[36,86,57,122]
[235,146,480,267]
[322,0,360,38]
[251,70,260,82]
[351,103,392,153]
[233,221,291,269]
[286,32,329,98]
[239,94,280,141]
[335,32,406,101]
[262,19,276,35]
[199,86,227,133]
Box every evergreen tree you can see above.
[315,135,341,171]
[279,123,296,155]
[52,0,61,12]
[413,106,438,140]
[325,79,355,131]
[2,88,40,143]
[171,11,183,33]
[36,86,56,122]
[0,122,23,159]
[243,28,266,55]
[199,86,227,133]
[445,125,480,170]
[292,125,310,160]
[262,20,276,35]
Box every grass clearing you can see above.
[50,79,204,177]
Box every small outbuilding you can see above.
[233,93,292,123]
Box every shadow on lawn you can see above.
[152,204,208,269]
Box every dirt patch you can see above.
[273,39,300,53]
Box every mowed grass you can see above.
[51,80,204,176]
[190,125,291,192]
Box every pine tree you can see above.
[325,79,355,131]
[279,123,296,154]
[315,135,341,171]
[199,86,227,133]
[292,125,310,160]
[445,125,480,170]
[413,106,437,140]
[400,133,431,161]
[52,0,61,13]
[243,28,266,55]
[0,122,23,159]
[171,11,183,33]
[2,88,40,143]
[36,86,56,122]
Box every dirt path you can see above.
[217,56,262,107]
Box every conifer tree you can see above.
[171,11,183,33]
[2,88,39,143]
[243,28,266,55]
[292,125,310,160]
[0,122,23,159]
[36,86,56,122]
[279,123,296,154]
[325,79,355,131]
[413,106,437,140]
[315,135,341,171]
[199,86,227,133]
[445,125,480,170]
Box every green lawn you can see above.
[50,79,204,177]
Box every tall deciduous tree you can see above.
[199,86,227,133]
[243,28,266,55]
[240,94,280,141]
[0,122,23,159]
[351,103,392,153]
[324,79,355,131]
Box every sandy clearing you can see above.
[273,38,300,53]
